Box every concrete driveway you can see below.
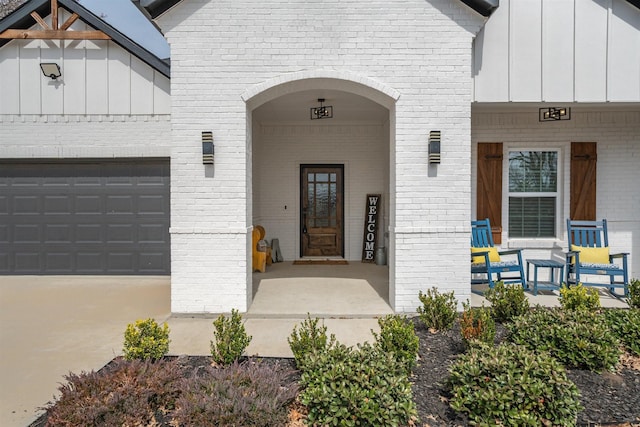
[0,276,170,427]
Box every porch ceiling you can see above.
[252,89,389,124]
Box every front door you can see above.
[300,165,344,257]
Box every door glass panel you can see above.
[316,173,329,182]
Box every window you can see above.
[508,150,558,238]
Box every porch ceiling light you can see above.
[40,62,62,80]
[310,98,333,120]
[539,107,571,122]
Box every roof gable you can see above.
[0,0,170,78]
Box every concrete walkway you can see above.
[0,268,629,426]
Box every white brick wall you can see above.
[472,109,640,279]
[160,0,483,313]
[0,115,171,158]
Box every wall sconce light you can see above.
[539,107,571,122]
[40,63,62,80]
[310,98,333,120]
[428,130,441,164]
[202,131,214,164]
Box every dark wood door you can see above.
[300,165,343,257]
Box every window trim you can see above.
[502,147,563,246]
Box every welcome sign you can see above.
[362,194,381,262]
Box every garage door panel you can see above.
[46,253,73,272]
[14,252,40,272]
[44,195,72,213]
[14,225,40,243]
[13,196,39,214]
[76,225,102,243]
[138,195,166,214]
[76,252,104,273]
[76,195,102,214]
[44,224,72,243]
[108,252,134,271]
[0,160,170,274]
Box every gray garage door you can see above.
[0,160,170,274]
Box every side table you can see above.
[526,259,565,295]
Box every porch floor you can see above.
[249,261,393,317]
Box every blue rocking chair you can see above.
[565,219,629,297]
[471,219,526,290]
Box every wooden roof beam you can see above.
[30,12,51,31]
[0,29,111,40]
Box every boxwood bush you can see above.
[448,343,582,426]
[288,314,335,369]
[416,287,457,331]
[210,309,252,365]
[372,314,419,374]
[483,281,530,322]
[460,301,495,347]
[123,318,170,361]
[559,283,601,312]
[299,342,417,426]
[508,307,620,372]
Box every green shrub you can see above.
[559,283,601,312]
[484,281,530,323]
[460,301,495,347]
[123,318,170,361]
[416,287,457,331]
[627,278,640,309]
[603,308,640,356]
[372,314,420,374]
[43,358,183,426]
[210,309,252,365]
[173,359,298,427]
[508,307,620,372]
[288,314,335,369]
[299,342,417,426]
[448,343,582,426]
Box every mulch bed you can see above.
[31,317,640,427]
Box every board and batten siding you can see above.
[0,10,170,116]
[473,0,640,102]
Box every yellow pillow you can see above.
[471,247,501,263]
[571,245,610,264]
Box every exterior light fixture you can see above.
[202,131,214,164]
[539,107,571,122]
[40,63,62,80]
[428,130,441,164]
[310,98,333,120]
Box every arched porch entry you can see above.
[242,70,399,314]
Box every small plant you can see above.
[372,314,420,374]
[460,301,495,347]
[508,307,620,372]
[210,309,252,365]
[43,358,183,426]
[299,342,417,426]
[417,287,457,331]
[448,343,582,426]
[603,308,640,356]
[288,314,335,369]
[483,280,529,323]
[173,359,298,427]
[627,278,640,309]
[123,318,170,361]
[559,283,601,312]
